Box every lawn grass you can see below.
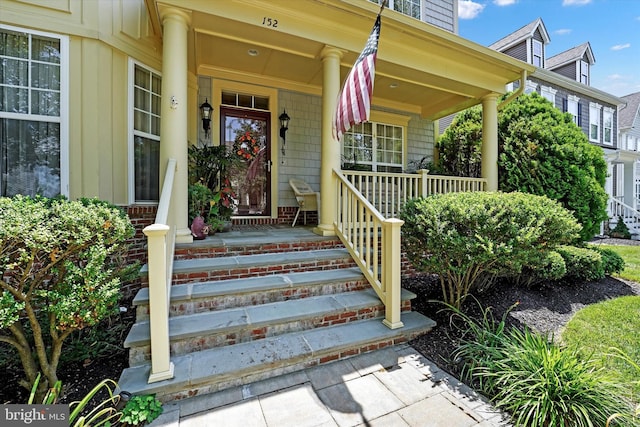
[588,243,640,283]
[562,295,640,402]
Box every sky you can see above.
[457,0,640,97]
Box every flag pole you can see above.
[378,0,387,16]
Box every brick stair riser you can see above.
[168,257,358,286]
[154,334,420,403]
[128,301,412,366]
[174,239,344,260]
[134,279,370,321]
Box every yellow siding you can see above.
[1,0,162,202]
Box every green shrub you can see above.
[436,92,608,241]
[557,245,605,282]
[453,307,632,427]
[0,195,136,401]
[400,192,580,308]
[593,246,626,275]
[609,216,632,239]
[513,250,566,287]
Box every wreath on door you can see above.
[233,131,261,161]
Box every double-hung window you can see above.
[589,102,601,143]
[129,60,161,203]
[567,95,580,125]
[0,25,68,197]
[540,86,557,105]
[532,40,543,67]
[580,60,589,85]
[603,107,613,145]
[342,121,404,173]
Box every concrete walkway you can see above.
[148,345,509,427]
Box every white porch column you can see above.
[314,46,344,236]
[481,93,500,191]
[623,159,636,208]
[159,7,192,243]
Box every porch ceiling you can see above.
[152,0,534,119]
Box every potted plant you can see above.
[188,181,213,239]
[209,178,237,232]
[189,142,239,232]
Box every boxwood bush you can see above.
[401,192,581,308]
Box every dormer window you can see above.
[580,60,589,85]
[532,39,543,67]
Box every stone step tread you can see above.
[125,287,417,348]
[141,248,353,275]
[117,311,436,397]
[175,227,336,250]
[133,267,365,306]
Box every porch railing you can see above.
[143,158,177,383]
[336,169,487,329]
[608,197,640,236]
[342,169,487,218]
[334,169,404,329]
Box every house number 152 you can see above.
[262,17,278,28]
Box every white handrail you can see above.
[143,158,177,383]
[334,170,404,329]
[608,197,640,235]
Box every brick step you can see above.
[124,288,416,366]
[140,248,358,286]
[133,267,369,321]
[117,311,436,402]
[174,228,343,260]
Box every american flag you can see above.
[333,14,381,141]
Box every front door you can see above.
[220,107,271,216]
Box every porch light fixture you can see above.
[279,109,290,156]
[200,98,213,138]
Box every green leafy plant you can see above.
[400,192,581,308]
[556,245,605,282]
[188,181,214,223]
[437,92,608,241]
[119,394,163,426]
[453,307,632,427]
[609,216,632,239]
[0,195,136,401]
[28,373,122,427]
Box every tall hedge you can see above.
[437,92,608,241]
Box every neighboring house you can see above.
[488,18,638,234]
[617,91,640,210]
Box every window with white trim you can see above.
[603,107,613,145]
[0,25,68,197]
[525,80,538,94]
[567,95,579,125]
[129,61,161,202]
[532,40,543,67]
[589,102,601,142]
[580,60,589,85]
[370,0,420,20]
[342,121,404,173]
[540,86,557,105]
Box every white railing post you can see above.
[144,224,175,383]
[382,218,404,329]
[417,169,429,198]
